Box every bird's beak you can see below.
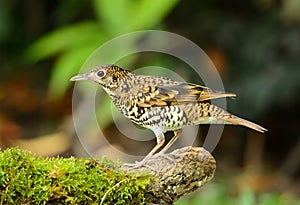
[70,73,89,81]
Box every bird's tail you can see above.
[224,115,267,133]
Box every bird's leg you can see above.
[138,133,165,164]
[156,129,182,155]
[150,130,182,164]
[124,132,165,169]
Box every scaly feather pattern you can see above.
[71,64,267,167]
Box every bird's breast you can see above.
[116,100,189,131]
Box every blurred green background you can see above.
[1,0,300,204]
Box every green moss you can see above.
[0,148,151,204]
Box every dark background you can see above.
[1,0,300,204]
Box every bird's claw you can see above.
[123,161,149,170]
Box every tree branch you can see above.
[0,146,215,204]
[125,146,216,205]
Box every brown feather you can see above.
[225,116,268,133]
[136,83,236,108]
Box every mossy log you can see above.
[0,146,215,205]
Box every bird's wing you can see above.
[136,83,236,108]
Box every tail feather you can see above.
[226,115,267,133]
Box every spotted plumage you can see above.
[71,64,267,167]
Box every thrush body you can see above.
[71,64,267,166]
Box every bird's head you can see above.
[70,64,130,89]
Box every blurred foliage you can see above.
[25,0,179,98]
[1,1,300,203]
[176,182,300,205]
[228,14,300,118]
[165,0,300,119]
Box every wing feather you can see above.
[136,83,236,107]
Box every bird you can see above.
[70,64,267,167]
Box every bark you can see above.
[122,146,216,205]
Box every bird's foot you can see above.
[152,152,177,165]
[123,160,153,170]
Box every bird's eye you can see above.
[97,70,105,78]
